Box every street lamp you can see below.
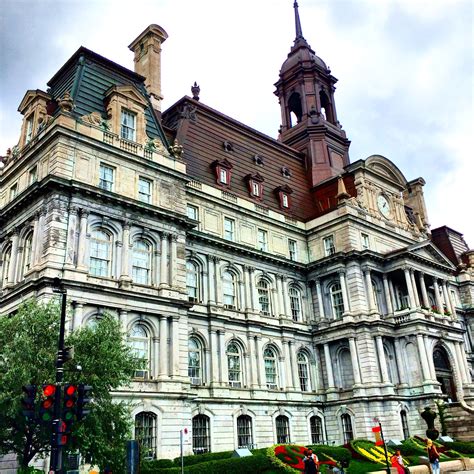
[50,277,68,473]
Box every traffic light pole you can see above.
[50,285,67,474]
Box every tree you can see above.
[0,299,141,472]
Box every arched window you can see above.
[341,413,354,443]
[257,279,271,315]
[2,246,12,286]
[23,233,33,275]
[288,92,302,127]
[319,90,334,124]
[310,416,324,444]
[289,286,302,321]
[132,239,152,285]
[86,314,102,328]
[135,412,157,459]
[276,415,290,444]
[400,410,409,439]
[188,337,202,385]
[264,347,278,389]
[237,415,253,449]
[90,229,112,277]
[222,270,236,308]
[227,342,242,388]
[186,261,199,301]
[330,282,344,318]
[297,352,310,392]
[192,415,210,454]
[128,324,150,378]
[338,348,354,389]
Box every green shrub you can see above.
[307,445,352,463]
[141,458,175,473]
[400,438,426,456]
[173,450,234,467]
[442,441,474,454]
[346,460,381,473]
[184,455,275,474]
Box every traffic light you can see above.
[21,385,37,421]
[62,384,78,424]
[77,384,92,420]
[39,384,56,423]
[55,420,68,446]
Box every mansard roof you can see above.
[162,96,318,220]
[45,46,168,146]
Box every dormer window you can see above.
[211,159,233,187]
[25,116,34,143]
[275,185,293,210]
[245,173,264,199]
[121,109,136,141]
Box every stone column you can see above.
[65,206,78,266]
[275,275,284,317]
[315,279,326,319]
[30,213,40,267]
[120,222,131,281]
[424,336,436,381]
[442,281,453,315]
[251,268,260,312]
[153,250,160,287]
[158,315,168,378]
[15,244,24,282]
[152,337,160,379]
[210,329,219,385]
[257,337,266,388]
[382,274,393,315]
[447,285,457,317]
[72,302,84,332]
[375,336,390,383]
[389,279,397,310]
[403,267,416,309]
[416,334,431,382]
[159,233,169,287]
[283,340,293,390]
[207,255,216,304]
[433,279,444,312]
[288,341,297,389]
[118,309,128,334]
[338,270,350,313]
[35,207,47,266]
[170,234,178,288]
[244,265,252,311]
[282,276,290,316]
[419,272,430,308]
[8,229,19,284]
[410,270,420,307]
[218,330,226,385]
[247,333,258,388]
[171,316,180,377]
[214,258,222,306]
[349,337,362,386]
[457,341,471,384]
[393,338,408,385]
[363,267,376,312]
[76,209,90,269]
[323,344,335,389]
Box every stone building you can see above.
[1,3,473,463]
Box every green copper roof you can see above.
[47,47,168,147]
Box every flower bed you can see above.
[350,440,400,466]
[268,444,339,473]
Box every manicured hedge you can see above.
[306,444,352,463]
[442,441,474,454]
[173,450,234,466]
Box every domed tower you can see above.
[275,1,350,187]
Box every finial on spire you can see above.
[191,82,200,101]
[293,1,304,40]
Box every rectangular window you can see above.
[257,229,268,252]
[288,239,297,261]
[29,166,38,184]
[10,184,18,200]
[138,177,152,203]
[252,182,260,196]
[121,109,136,141]
[25,116,34,143]
[99,164,114,191]
[323,235,335,256]
[187,204,199,221]
[282,194,289,208]
[224,217,235,241]
[219,168,228,184]
[237,416,254,449]
[361,233,370,250]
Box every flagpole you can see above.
[379,421,391,474]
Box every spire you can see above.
[293,1,304,40]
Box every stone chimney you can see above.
[129,24,168,111]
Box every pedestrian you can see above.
[390,449,409,474]
[426,440,440,474]
[303,448,319,474]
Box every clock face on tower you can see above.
[377,194,391,218]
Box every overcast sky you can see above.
[1,0,472,246]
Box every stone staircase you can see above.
[445,402,474,441]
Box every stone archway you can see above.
[433,346,456,401]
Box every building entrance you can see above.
[433,347,456,402]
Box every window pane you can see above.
[237,415,253,448]
[222,271,235,306]
[192,415,210,454]
[224,218,235,241]
[297,352,309,391]
[188,338,201,380]
[289,287,301,321]
[341,414,353,443]
[330,283,344,318]
[324,236,335,256]
[90,230,111,277]
[132,240,151,285]
[310,416,324,444]
[258,280,270,315]
[187,205,199,220]
[264,348,277,388]
[186,262,199,299]
[288,239,297,261]
[227,343,241,386]
[276,416,289,444]
[121,110,136,141]
[257,230,268,251]
[135,412,157,459]
[99,164,114,191]
[138,178,152,203]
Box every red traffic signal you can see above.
[63,384,78,423]
[39,384,56,423]
[21,385,37,420]
[56,420,68,446]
